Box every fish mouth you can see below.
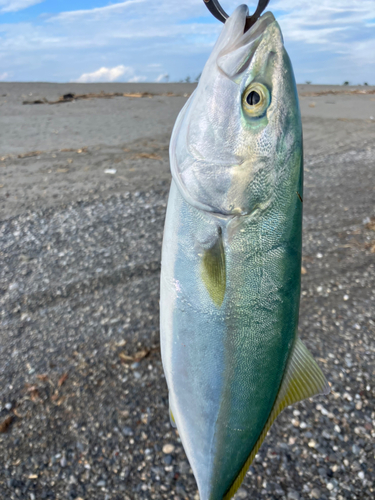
[226,5,275,43]
[216,8,276,79]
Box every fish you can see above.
[160,5,329,500]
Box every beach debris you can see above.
[119,352,134,362]
[0,415,14,433]
[104,168,117,175]
[119,345,159,363]
[22,91,186,105]
[18,150,43,158]
[58,373,69,387]
[23,98,48,104]
[26,384,40,401]
[131,152,162,160]
[365,217,375,231]
[301,88,375,97]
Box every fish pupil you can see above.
[247,91,260,106]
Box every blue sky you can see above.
[0,0,374,84]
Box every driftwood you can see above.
[300,88,375,97]
[22,91,180,105]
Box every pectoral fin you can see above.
[201,232,226,307]
[224,337,330,500]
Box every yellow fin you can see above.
[169,404,177,428]
[223,337,330,500]
[201,233,226,307]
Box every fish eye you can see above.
[242,83,270,118]
[247,91,260,106]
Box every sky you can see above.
[0,0,374,84]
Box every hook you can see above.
[203,0,270,32]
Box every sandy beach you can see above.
[1,83,374,219]
[0,83,374,500]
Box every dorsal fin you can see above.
[224,338,330,500]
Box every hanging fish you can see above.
[160,2,329,499]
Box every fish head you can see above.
[170,4,302,217]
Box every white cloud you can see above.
[128,75,147,82]
[0,0,44,12]
[48,0,146,22]
[272,0,375,44]
[75,65,145,83]
[0,71,9,79]
[76,65,130,83]
[156,73,169,82]
[271,0,375,83]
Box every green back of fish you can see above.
[207,150,304,498]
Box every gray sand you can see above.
[1,83,374,220]
[0,83,374,500]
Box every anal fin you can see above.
[224,337,330,500]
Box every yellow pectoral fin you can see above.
[201,234,226,307]
[224,337,330,500]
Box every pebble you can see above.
[310,488,321,499]
[122,426,134,436]
[162,444,175,454]
[236,488,248,498]
[287,490,300,500]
